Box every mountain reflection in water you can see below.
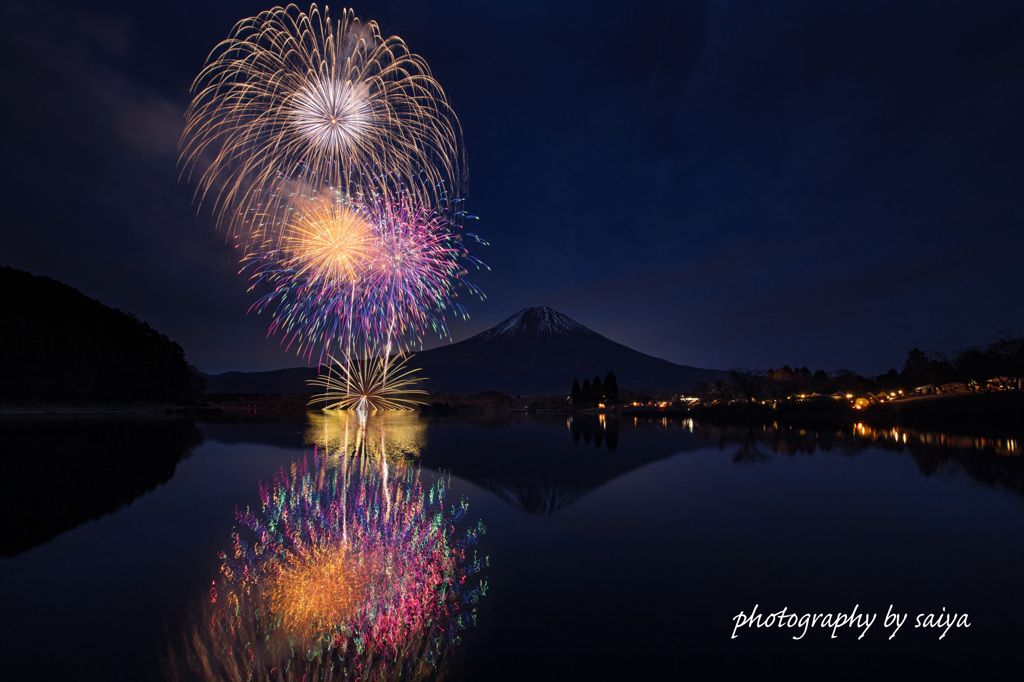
[0,415,202,556]
[416,412,706,515]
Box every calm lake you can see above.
[1,411,1022,681]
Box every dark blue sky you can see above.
[3,0,1023,376]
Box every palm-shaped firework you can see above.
[180,3,465,245]
[309,351,429,411]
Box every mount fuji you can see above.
[207,306,725,396]
[409,306,724,396]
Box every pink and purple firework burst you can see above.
[242,171,486,364]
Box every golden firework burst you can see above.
[279,192,375,289]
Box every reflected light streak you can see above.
[854,422,1021,455]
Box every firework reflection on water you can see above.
[175,412,486,681]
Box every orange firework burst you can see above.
[279,191,375,290]
[265,545,379,640]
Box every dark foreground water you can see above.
[1,412,1022,681]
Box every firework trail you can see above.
[179,3,465,243]
[176,415,487,681]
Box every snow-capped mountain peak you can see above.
[478,306,591,341]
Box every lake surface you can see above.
[1,412,1022,681]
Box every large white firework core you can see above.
[291,77,374,155]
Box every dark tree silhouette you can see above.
[901,348,955,389]
[603,371,619,404]
[728,367,765,402]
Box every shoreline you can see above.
[0,404,222,417]
[677,390,1024,437]
[2,390,1020,438]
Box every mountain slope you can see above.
[411,306,723,395]
[207,306,724,396]
[1,266,202,403]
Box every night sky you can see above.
[3,0,1023,376]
